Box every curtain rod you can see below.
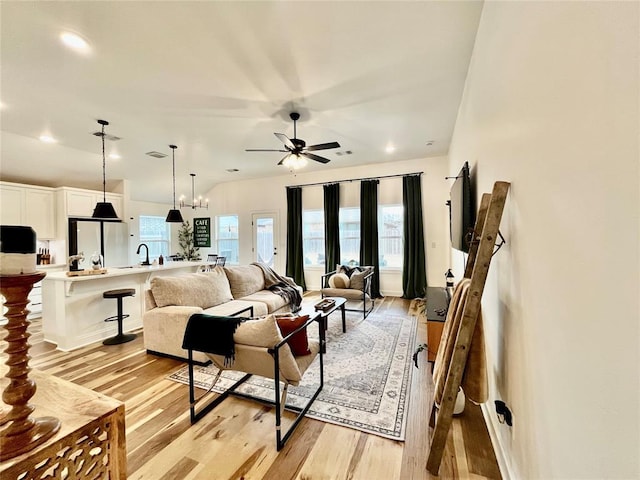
[286,171,423,189]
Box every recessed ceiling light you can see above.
[109,153,121,160]
[385,145,396,154]
[39,135,57,144]
[60,32,90,53]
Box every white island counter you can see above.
[42,261,207,351]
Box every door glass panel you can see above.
[255,217,274,267]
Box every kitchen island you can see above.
[42,261,206,351]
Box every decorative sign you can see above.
[194,217,211,248]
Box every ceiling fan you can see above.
[246,112,340,167]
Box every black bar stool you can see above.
[103,288,136,345]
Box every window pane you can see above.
[216,215,239,264]
[379,205,404,268]
[303,210,325,266]
[139,215,170,260]
[339,207,360,266]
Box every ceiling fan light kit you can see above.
[91,119,119,220]
[246,112,340,168]
[166,144,184,223]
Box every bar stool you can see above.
[103,288,136,345]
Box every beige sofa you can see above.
[143,265,301,362]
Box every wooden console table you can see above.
[0,367,126,479]
[425,287,450,363]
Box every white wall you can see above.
[201,156,450,296]
[449,2,639,479]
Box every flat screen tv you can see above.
[449,162,475,253]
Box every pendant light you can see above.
[166,144,184,223]
[179,173,209,210]
[92,119,119,219]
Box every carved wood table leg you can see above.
[0,272,60,461]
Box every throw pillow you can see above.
[276,315,311,356]
[336,264,358,277]
[223,265,265,299]
[328,272,350,289]
[349,267,372,291]
[234,315,282,347]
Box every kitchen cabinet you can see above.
[0,182,56,239]
[62,187,123,218]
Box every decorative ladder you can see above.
[427,181,510,475]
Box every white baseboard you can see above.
[481,402,515,480]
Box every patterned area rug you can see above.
[168,311,417,440]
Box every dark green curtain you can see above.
[286,186,306,290]
[402,174,427,298]
[323,183,341,274]
[359,180,381,298]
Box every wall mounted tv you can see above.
[448,162,475,253]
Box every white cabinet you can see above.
[25,188,56,238]
[0,184,24,225]
[63,188,123,218]
[0,182,56,238]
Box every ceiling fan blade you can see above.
[302,152,331,164]
[274,133,296,150]
[245,149,289,152]
[277,154,291,166]
[305,141,341,151]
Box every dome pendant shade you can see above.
[92,119,119,219]
[166,209,184,223]
[166,144,184,223]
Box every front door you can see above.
[252,212,279,270]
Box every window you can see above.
[378,205,403,268]
[139,215,170,261]
[216,215,239,264]
[339,207,360,265]
[303,210,325,266]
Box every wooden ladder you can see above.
[426,181,510,475]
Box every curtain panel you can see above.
[286,186,306,290]
[402,175,427,298]
[360,179,381,298]
[323,183,341,274]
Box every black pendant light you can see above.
[92,119,119,219]
[166,144,184,223]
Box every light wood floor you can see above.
[9,294,500,479]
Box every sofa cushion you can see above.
[240,290,288,313]
[224,265,265,299]
[150,272,230,309]
[199,267,234,303]
[276,314,311,356]
[204,299,268,317]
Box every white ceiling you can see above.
[0,1,483,203]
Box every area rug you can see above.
[168,311,417,441]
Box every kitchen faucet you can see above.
[136,243,150,266]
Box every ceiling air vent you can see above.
[226,168,239,173]
[92,131,121,141]
[146,151,167,158]
[335,150,353,156]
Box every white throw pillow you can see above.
[328,272,350,289]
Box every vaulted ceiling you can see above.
[0,1,483,203]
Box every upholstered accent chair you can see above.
[320,265,375,319]
[183,311,323,451]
